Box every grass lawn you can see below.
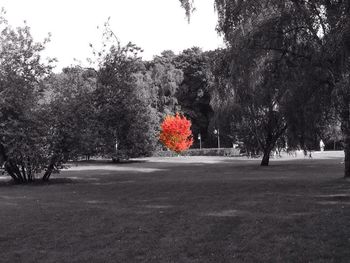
[0,152,350,262]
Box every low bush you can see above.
[154,148,240,157]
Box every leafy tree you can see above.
[212,45,291,165]
[43,67,99,163]
[0,10,54,182]
[180,0,335,166]
[93,29,159,158]
[146,50,184,117]
[325,1,350,176]
[160,113,193,153]
[174,47,214,147]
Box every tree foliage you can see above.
[0,10,55,182]
[43,67,99,161]
[145,50,184,117]
[180,0,344,167]
[93,27,159,158]
[174,47,214,147]
[160,113,193,153]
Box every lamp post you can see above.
[198,133,202,149]
[214,129,220,149]
[115,139,118,152]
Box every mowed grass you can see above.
[0,153,350,263]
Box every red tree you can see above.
[160,113,193,153]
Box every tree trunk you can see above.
[21,165,27,182]
[42,163,54,181]
[4,161,24,183]
[341,98,350,178]
[343,127,350,178]
[261,149,271,166]
[42,155,58,181]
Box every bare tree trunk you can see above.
[260,125,287,166]
[42,155,58,181]
[341,98,350,178]
[261,148,271,166]
[21,165,27,182]
[260,125,274,166]
[4,165,20,183]
[42,162,54,181]
[343,125,350,178]
[259,103,286,166]
[4,161,24,183]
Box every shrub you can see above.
[159,113,193,153]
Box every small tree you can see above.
[159,113,193,153]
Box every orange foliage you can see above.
[159,113,193,153]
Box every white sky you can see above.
[0,0,224,72]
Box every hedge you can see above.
[153,148,240,157]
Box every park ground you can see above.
[0,151,350,262]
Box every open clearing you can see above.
[1,151,350,262]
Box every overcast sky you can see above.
[0,0,224,71]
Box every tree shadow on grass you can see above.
[0,177,76,187]
[70,159,148,166]
[111,160,148,165]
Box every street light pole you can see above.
[198,133,202,149]
[218,129,220,149]
[214,129,220,149]
[218,128,220,149]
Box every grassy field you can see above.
[0,152,350,262]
